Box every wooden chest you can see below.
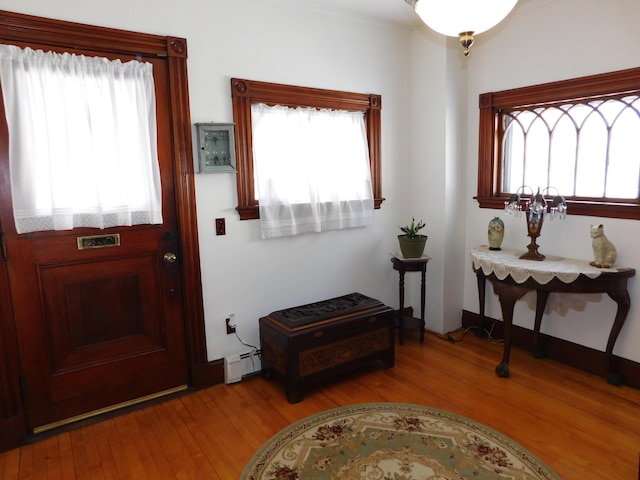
[259,292,395,403]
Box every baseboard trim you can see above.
[0,415,26,453]
[206,307,418,389]
[201,309,640,392]
[462,310,640,390]
[191,359,224,389]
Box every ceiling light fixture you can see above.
[404,0,518,56]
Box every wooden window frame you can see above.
[230,78,384,220]
[476,67,640,220]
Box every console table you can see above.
[471,246,635,385]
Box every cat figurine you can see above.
[589,224,617,268]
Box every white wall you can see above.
[0,0,419,361]
[2,0,639,366]
[409,26,470,335]
[462,0,640,362]
[187,2,416,360]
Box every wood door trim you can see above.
[166,46,210,386]
[0,223,24,440]
[0,9,169,56]
[0,10,208,450]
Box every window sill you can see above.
[237,197,386,221]
[475,197,640,221]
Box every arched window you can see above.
[476,68,640,220]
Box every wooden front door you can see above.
[0,52,190,432]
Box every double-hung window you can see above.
[476,67,640,220]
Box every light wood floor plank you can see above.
[0,447,19,480]
[16,445,33,480]
[58,433,76,479]
[138,409,182,478]
[90,420,120,479]
[159,394,224,479]
[1,332,639,479]
[152,398,220,479]
[114,412,152,478]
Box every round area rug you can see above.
[241,402,562,480]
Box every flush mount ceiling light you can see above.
[404,0,518,56]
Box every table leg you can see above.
[532,290,550,358]
[475,272,488,338]
[491,281,529,378]
[605,289,631,385]
[420,268,426,342]
[398,270,405,345]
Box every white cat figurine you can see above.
[589,224,617,268]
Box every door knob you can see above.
[163,252,177,264]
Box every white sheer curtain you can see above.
[251,103,374,239]
[0,45,162,234]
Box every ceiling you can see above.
[295,0,534,28]
[297,0,420,26]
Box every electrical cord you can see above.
[445,325,476,343]
[484,322,504,344]
[233,330,261,372]
[233,330,258,351]
[438,324,504,344]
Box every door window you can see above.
[0,44,162,233]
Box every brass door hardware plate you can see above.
[77,234,121,250]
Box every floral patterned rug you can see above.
[241,403,562,480]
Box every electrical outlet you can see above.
[226,317,236,335]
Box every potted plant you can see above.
[398,218,428,258]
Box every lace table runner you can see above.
[470,245,620,284]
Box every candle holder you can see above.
[504,186,567,261]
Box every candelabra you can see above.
[504,186,567,261]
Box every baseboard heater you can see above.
[224,350,261,384]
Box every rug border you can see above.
[239,402,563,480]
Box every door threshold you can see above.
[32,384,189,435]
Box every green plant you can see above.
[399,218,426,239]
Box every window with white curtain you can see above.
[230,78,384,226]
[251,103,374,239]
[0,44,162,234]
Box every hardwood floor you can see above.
[1,329,639,479]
